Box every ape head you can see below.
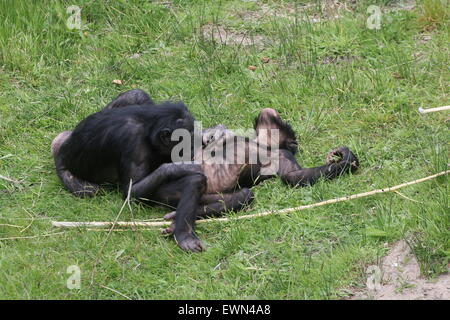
[254,108,298,155]
[150,102,195,159]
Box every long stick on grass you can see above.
[418,105,450,114]
[51,170,449,229]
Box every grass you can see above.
[0,0,448,299]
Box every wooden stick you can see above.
[51,170,449,229]
[418,105,450,114]
[53,220,172,228]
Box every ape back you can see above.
[59,102,194,185]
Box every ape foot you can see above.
[174,232,205,253]
[161,221,175,235]
[73,184,100,198]
[163,211,176,220]
[326,147,359,173]
[326,147,344,164]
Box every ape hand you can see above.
[202,124,230,147]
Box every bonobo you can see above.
[51,89,205,252]
[134,108,360,252]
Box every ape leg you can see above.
[51,131,100,197]
[147,173,207,252]
[198,188,254,217]
[278,147,359,187]
[119,162,207,252]
[172,173,207,252]
[102,89,154,111]
[123,162,203,200]
[163,188,254,220]
[161,188,254,235]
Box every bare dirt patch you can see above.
[352,240,450,300]
[199,1,353,49]
[232,0,417,24]
[385,0,416,13]
[232,0,355,24]
[201,23,266,47]
[200,1,420,49]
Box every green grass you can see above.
[0,0,448,299]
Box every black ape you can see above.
[103,89,154,110]
[52,89,206,252]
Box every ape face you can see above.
[157,110,196,159]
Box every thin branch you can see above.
[418,105,450,114]
[20,208,35,233]
[99,285,132,300]
[52,170,449,229]
[0,231,66,241]
[393,190,423,203]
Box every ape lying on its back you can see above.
[198,108,359,193]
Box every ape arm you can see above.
[278,147,359,187]
[123,162,203,200]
